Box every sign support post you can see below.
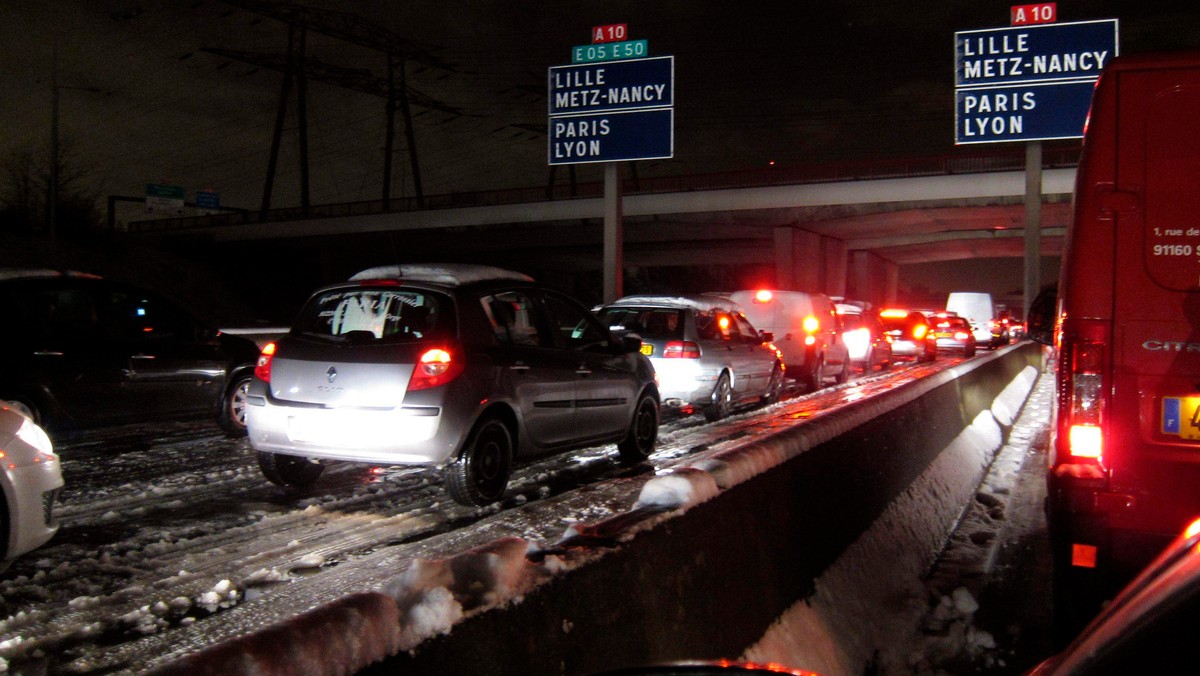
[1024,141,1042,319]
[603,162,624,302]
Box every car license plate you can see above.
[640,343,653,356]
[1162,396,1200,440]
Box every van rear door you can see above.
[1110,65,1200,537]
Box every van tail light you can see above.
[1063,335,1107,462]
[663,341,702,359]
[911,324,928,340]
[255,342,276,383]
[408,348,466,391]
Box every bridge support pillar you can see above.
[774,226,848,296]
[848,250,898,308]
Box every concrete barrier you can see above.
[362,342,1043,675]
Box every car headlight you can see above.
[15,416,54,455]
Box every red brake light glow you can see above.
[1064,335,1107,463]
[802,315,819,333]
[255,342,276,383]
[755,290,774,303]
[408,347,465,391]
[663,341,702,359]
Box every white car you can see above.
[1,406,64,571]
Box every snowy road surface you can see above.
[0,357,1040,674]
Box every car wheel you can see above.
[444,416,513,506]
[258,451,324,488]
[218,373,253,437]
[965,345,976,357]
[835,358,850,384]
[761,365,784,405]
[804,356,824,393]
[703,373,733,422]
[617,392,659,463]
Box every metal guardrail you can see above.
[126,146,1081,235]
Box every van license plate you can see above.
[1162,396,1200,440]
[640,344,653,356]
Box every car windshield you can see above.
[292,287,453,342]
[598,307,684,341]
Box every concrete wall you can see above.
[363,343,1043,675]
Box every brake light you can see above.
[408,348,466,391]
[954,331,969,341]
[802,315,819,333]
[754,290,774,303]
[911,324,928,340]
[663,341,702,358]
[1061,331,1107,463]
[255,342,276,383]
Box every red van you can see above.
[1029,50,1200,642]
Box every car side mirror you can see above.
[759,330,774,343]
[620,332,644,354]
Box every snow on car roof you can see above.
[606,294,743,313]
[348,264,533,286]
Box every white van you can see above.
[727,289,850,392]
[946,291,1007,349]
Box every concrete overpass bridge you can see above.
[126,149,1078,310]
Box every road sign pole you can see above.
[603,161,624,303]
[1024,140,1042,319]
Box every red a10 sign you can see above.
[592,23,627,43]
[1011,3,1056,25]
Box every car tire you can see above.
[218,373,253,437]
[444,415,513,506]
[804,356,824,393]
[835,358,850,384]
[761,365,784,405]
[258,451,324,488]
[617,392,659,463]
[703,373,733,422]
[965,345,976,357]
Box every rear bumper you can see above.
[245,383,463,466]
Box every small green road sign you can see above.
[572,40,648,64]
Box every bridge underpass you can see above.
[131,165,1076,315]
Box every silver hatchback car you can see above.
[596,295,784,421]
[245,264,659,506]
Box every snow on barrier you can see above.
[148,342,1043,676]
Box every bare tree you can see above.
[0,139,101,238]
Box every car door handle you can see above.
[509,362,531,372]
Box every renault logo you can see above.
[326,366,338,383]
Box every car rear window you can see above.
[599,307,684,341]
[293,287,453,342]
[840,314,865,331]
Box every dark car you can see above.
[928,313,977,357]
[245,264,660,507]
[0,269,260,436]
[877,309,937,363]
[1029,517,1200,674]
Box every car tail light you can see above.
[754,290,774,303]
[911,324,928,340]
[1064,338,1106,460]
[408,347,466,391]
[255,342,276,383]
[954,331,970,341]
[663,341,702,358]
